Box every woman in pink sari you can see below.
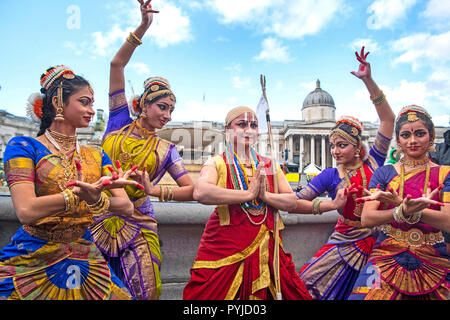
[349,105,450,300]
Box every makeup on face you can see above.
[397,121,430,158]
[330,136,358,166]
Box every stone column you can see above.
[321,135,326,169]
[310,135,315,165]
[299,135,304,172]
[288,135,294,163]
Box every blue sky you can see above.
[0,0,449,127]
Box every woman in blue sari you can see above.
[0,65,140,300]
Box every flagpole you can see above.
[260,74,282,300]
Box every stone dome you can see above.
[302,79,335,110]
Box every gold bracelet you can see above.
[312,199,322,215]
[62,189,77,214]
[159,186,165,202]
[167,187,174,201]
[126,32,142,46]
[370,91,386,105]
[87,192,110,215]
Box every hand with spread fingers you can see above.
[356,184,403,207]
[402,183,445,217]
[65,159,144,205]
[128,163,161,197]
[350,46,371,80]
[331,187,350,210]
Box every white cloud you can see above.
[350,38,380,53]
[422,0,450,20]
[391,31,450,71]
[299,81,317,91]
[92,24,131,56]
[366,0,417,30]
[341,78,450,126]
[208,0,342,40]
[147,1,193,47]
[232,76,251,89]
[208,0,273,24]
[253,37,291,63]
[129,62,151,75]
[90,0,192,57]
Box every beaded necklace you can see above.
[226,145,261,209]
[225,145,268,225]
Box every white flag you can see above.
[256,94,269,134]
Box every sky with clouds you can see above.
[0,0,449,127]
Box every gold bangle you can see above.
[312,199,322,215]
[167,187,174,201]
[370,91,386,105]
[159,186,165,202]
[127,32,142,46]
[62,189,77,214]
[87,192,110,215]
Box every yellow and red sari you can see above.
[183,153,311,300]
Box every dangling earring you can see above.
[140,107,147,119]
[355,149,360,158]
[54,81,64,122]
[428,140,435,152]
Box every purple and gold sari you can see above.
[296,132,391,299]
[350,164,450,300]
[90,89,188,299]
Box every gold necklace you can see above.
[46,129,78,152]
[399,157,430,168]
[342,162,367,217]
[44,129,79,191]
[111,120,157,170]
[135,118,156,139]
[399,163,430,199]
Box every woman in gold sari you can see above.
[91,0,194,300]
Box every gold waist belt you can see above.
[23,224,86,243]
[339,215,362,228]
[382,224,444,247]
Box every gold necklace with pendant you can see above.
[111,120,157,168]
[44,129,79,191]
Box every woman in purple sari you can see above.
[349,105,450,300]
[289,47,395,299]
[90,0,194,300]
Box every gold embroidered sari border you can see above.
[192,225,268,269]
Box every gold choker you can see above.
[399,157,430,168]
[45,129,77,152]
[136,119,155,139]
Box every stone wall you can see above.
[0,194,338,299]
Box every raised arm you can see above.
[109,0,158,93]
[351,46,395,139]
